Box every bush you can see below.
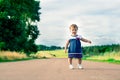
[0,51,28,61]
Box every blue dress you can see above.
[68,35,82,58]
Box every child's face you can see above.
[70,27,78,35]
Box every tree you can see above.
[0,0,41,55]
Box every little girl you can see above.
[65,24,91,69]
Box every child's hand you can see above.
[65,49,67,53]
[87,40,91,44]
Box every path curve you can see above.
[0,58,120,80]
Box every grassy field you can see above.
[33,50,120,64]
[84,51,120,64]
[30,50,120,64]
[0,51,31,62]
[0,50,67,62]
[0,50,120,64]
[30,50,67,58]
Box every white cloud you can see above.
[36,0,120,46]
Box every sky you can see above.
[35,0,120,47]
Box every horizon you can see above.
[37,43,120,48]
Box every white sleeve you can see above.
[78,35,82,39]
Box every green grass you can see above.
[84,51,120,64]
[35,50,120,64]
[84,58,120,64]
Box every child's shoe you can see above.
[78,64,83,69]
[69,64,74,69]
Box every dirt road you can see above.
[0,58,120,80]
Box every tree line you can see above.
[37,45,62,50]
[82,44,120,56]
[37,44,120,55]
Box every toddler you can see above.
[65,24,91,69]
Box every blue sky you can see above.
[36,0,120,47]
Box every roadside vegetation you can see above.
[0,44,120,64]
[0,51,31,62]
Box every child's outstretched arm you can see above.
[65,40,69,53]
[81,37,91,44]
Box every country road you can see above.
[0,58,120,80]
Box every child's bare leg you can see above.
[68,58,74,69]
[78,58,82,64]
[78,58,83,69]
[68,58,73,65]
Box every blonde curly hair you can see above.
[69,24,78,30]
